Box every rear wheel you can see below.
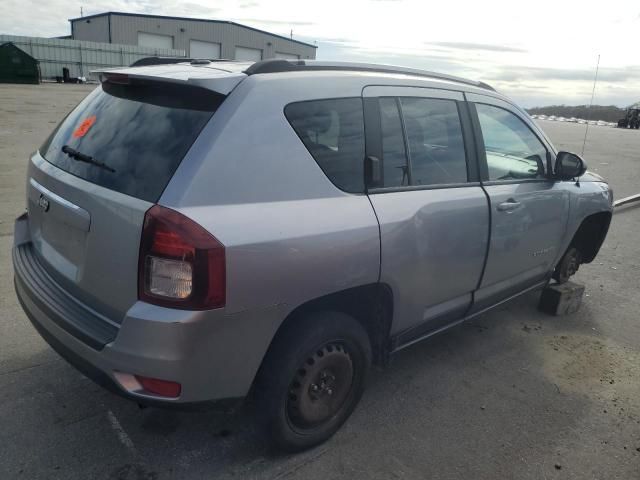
[553,246,582,284]
[254,312,371,452]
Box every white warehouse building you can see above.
[69,12,317,61]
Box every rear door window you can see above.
[399,97,468,185]
[377,96,469,188]
[40,80,222,202]
[285,98,365,193]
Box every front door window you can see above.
[475,104,547,181]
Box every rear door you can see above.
[467,93,570,312]
[363,86,490,343]
[28,79,222,322]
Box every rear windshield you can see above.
[40,80,223,202]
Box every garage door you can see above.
[235,46,262,62]
[275,52,299,60]
[190,40,221,59]
[137,32,173,50]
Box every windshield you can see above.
[39,80,223,202]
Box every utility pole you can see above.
[81,6,83,17]
[290,29,293,39]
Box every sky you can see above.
[2,0,640,107]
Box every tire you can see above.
[553,246,582,284]
[253,311,372,452]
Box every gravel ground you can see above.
[0,83,638,480]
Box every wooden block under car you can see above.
[538,281,585,316]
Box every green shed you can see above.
[0,42,40,84]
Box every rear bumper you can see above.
[14,276,239,410]
[13,217,286,406]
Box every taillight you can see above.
[138,205,225,310]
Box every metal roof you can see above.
[68,11,317,49]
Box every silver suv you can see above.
[13,59,612,451]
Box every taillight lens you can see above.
[138,205,225,310]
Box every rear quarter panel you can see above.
[176,199,381,315]
[161,73,381,315]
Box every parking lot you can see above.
[0,83,639,479]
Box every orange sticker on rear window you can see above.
[72,115,96,138]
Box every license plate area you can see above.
[28,178,90,282]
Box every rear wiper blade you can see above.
[61,145,116,173]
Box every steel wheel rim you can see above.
[286,342,354,431]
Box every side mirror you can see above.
[555,151,587,180]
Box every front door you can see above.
[468,94,570,311]
[363,86,490,343]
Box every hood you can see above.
[581,171,607,183]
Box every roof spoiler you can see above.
[93,66,246,96]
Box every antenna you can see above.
[581,54,600,156]
[80,6,83,17]
[290,29,293,40]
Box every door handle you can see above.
[497,200,521,212]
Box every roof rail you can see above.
[129,57,234,67]
[244,59,495,91]
[130,57,190,67]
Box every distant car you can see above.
[549,115,557,121]
[568,117,578,123]
[538,115,547,120]
[558,117,566,122]
[578,119,587,124]
[596,120,607,126]
[12,59,614,452]
[589,120,597,125]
